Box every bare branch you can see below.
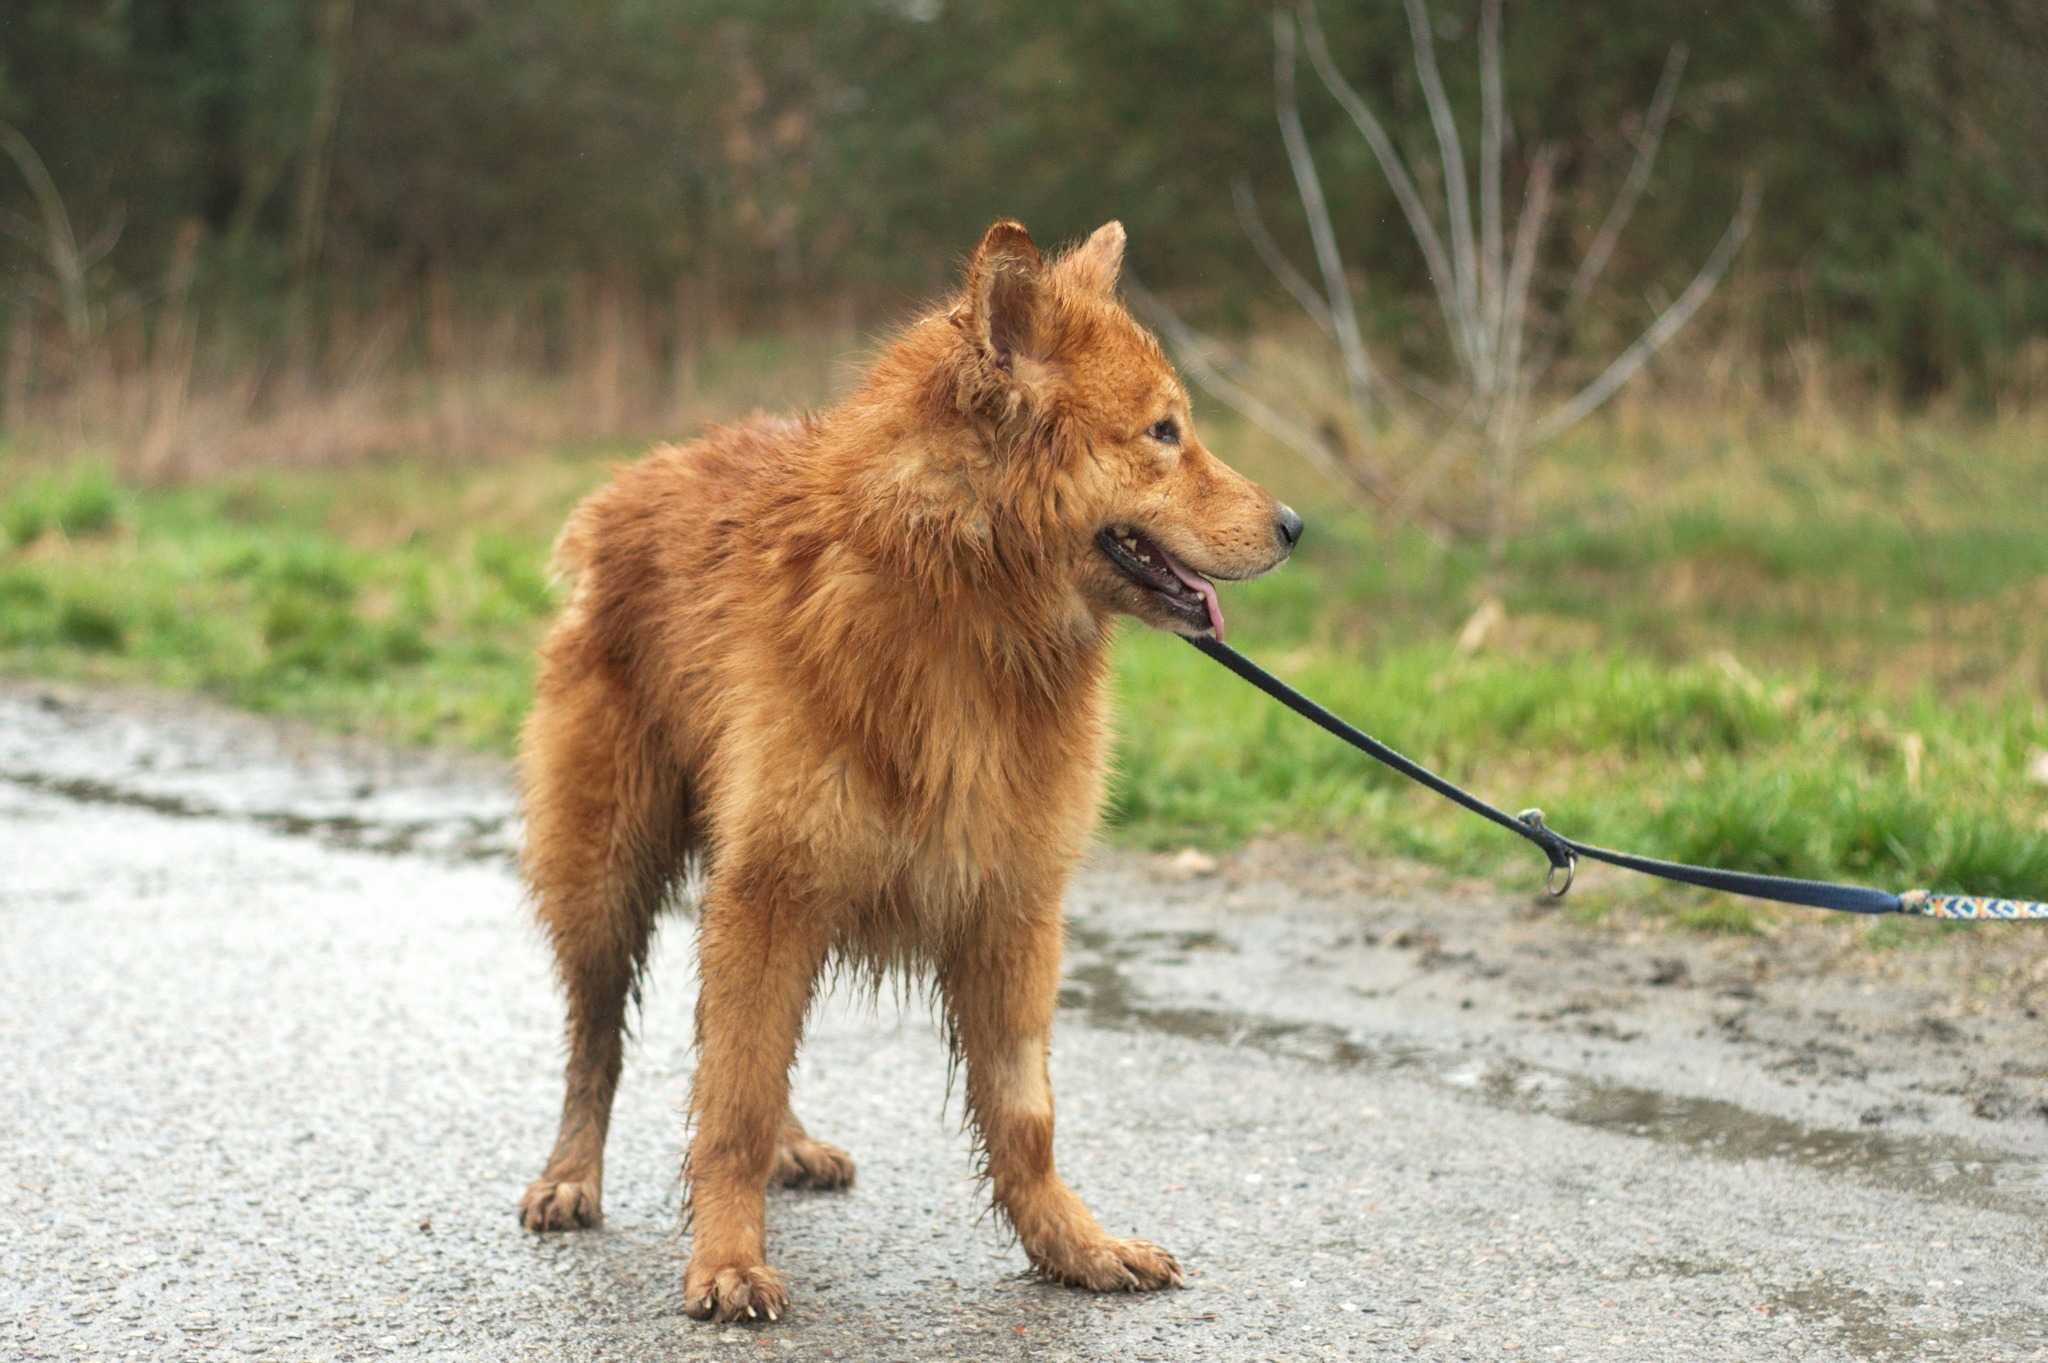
[0,121,89,341]
[1529,175,1760,444]
[1232,179,1333,337]
[1232,188,1458,417]
[1297,0,1472,377]
[1272,11,1382,421]
[1474,146,1556,563]
[1403,0,1485,383]
[1478,0,1505,353]
[1525,44,1687,394]
[1497,146,1558,412]
[1565,44,1687,314]
[76,202,126,269]
[1195,4,1744,549]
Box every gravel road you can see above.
[3,683,2044,1362]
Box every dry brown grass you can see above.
[4,266,2042,529]
[1185,314,2045,549]
[1,272,866,479]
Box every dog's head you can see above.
[946,219,1299,640]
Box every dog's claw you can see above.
[683,1261,789,1324]
[517,1178,602,1232]
[1031,1235,1183,1294]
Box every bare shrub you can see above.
[1134,0,1758,568]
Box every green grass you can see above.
[5,463,120,547]
[1106,626,2047,903]
[0,459,561,748]
[2,420,2044,929]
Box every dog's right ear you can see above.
[957,219,1044,372]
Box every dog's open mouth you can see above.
[1096,525,1225,638]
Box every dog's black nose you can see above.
[1275,504,1304,549]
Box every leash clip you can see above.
[1518,808,1577,898]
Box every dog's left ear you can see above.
[1061,220,1125,297]
[960,219,1044,371]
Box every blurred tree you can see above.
[0,0,2040,393]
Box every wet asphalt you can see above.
[3,684,2045,1362]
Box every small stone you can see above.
[1166,847,1218,878]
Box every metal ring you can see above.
[1545,855,1577,898]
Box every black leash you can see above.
[1187,636,2048,921]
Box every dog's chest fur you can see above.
[718,611,1111,937]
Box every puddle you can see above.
[1,768,515,865]
[1764,1275,2038,1362]
[1634,1262,2046,1360]
[1062,924,2048,1214]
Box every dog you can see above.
[516,218,1300,1322]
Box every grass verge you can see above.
[2,421,2044,931]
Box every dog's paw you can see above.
[771,1133,856,1191]
[518,1178,602,1231]
[684,1259,789,1323]
[1033,1235,1185,1293]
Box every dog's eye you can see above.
[1147,418,1180,445]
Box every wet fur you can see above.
[515,220,1293,1322]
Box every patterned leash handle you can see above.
[1898,891,2048,920]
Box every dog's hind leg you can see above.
[771,1106,855,1190]
[517,671,688,1232]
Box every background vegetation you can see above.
[6,0,2048,420]
[2,3,2044,927]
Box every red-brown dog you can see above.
[517,219,1299,1321]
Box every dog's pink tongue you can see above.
[1165,558,1225,639]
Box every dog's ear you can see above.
[1061,220,1125,297]
[960,219,1044,370]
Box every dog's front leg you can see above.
[941,902,1183,1292]
[683,864,832,1323]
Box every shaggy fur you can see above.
[515,219,1298,1323]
